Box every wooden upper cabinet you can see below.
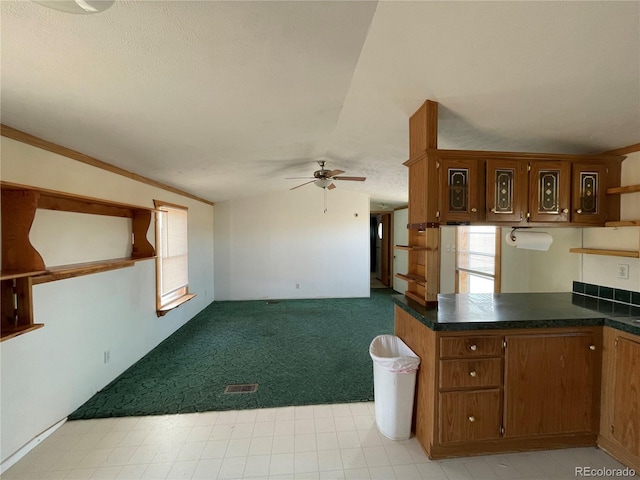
[528,161,571,223]
[485,159,528,224]
[438,158,485,224]
[503,331,599,438]
[571,163,608,225]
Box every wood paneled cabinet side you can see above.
[485,159,528,225]
[599,327,640,472]
[503,331,600,437]
[438,158,485,224]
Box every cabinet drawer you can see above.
[440,336,503,358]
[439,358,502,389]
[439,389,502,444]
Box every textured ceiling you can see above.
[1,1,639,209]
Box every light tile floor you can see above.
[3,402,633,480]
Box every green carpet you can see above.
[69,289,396,419]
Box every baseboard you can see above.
[597,435,640,472]
[1,418,67,474]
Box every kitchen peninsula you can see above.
[393,292,640,469]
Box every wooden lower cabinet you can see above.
[503,332,599,437]
[599,327,640,471]
[395,307,603,460]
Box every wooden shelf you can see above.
[607,184,640,195]
[1,182,159,340]
[0,269,47,281]
[395,245,429,251]
[1,323,44,342]
[404,290,426,305]
[569,248,639,258]
[605,220,640,227]
[31,256,155,285]
[395,273,427,286]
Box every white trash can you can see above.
[369,335,420,440]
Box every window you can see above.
[154,200,194,315]
[456,226,501,293]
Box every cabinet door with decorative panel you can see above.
[439,158,485,223]
[486,159,528,224]
[528,161,571,223]
[571,163,608,225]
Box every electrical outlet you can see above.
[617,264,629,280]
[295,283,300,289]
[104,350,111,364]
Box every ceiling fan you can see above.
[287,161,366,190]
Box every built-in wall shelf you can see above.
[30,257,155,285]
[395,245,429,251]
[569,248,639,258]
[404,290,427,305]
[395,273,427,286]
[1,324,45,342]
[607,184,640,195]
[1,182,157,341]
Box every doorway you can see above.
[370,212,392,287]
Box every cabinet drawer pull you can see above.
[471,207,477,213]
[576,209,583,214]
[469,370,477,377]
[589,345,596,351]
[468,415,476,422]
[562,208,569,214]
[469,344,477,351]
[490,207,496,213]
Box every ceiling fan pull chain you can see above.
[324,187,328,213]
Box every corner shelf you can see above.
[1,182,157,341]
[569,248,639,258]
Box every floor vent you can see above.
[224,384,258,394]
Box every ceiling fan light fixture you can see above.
[33,0,115,14]
[314,178,332,189]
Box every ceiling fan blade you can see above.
[327,183,336,190]
[289,179,316,190]
[333,176,366,182]
[326,169,345,177]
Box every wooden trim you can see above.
[494,227,502,294]
[395,245,429,251]
[1,124,214,206]
[427,148,624,162]
[154,199,189,211]
[599,143,640,156]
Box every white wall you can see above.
[0,137,215,463]
[578,151,640,292]
[213,187,369,300]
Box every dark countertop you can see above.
[393,292,640,335]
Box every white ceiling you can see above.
[2,1,639,209]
